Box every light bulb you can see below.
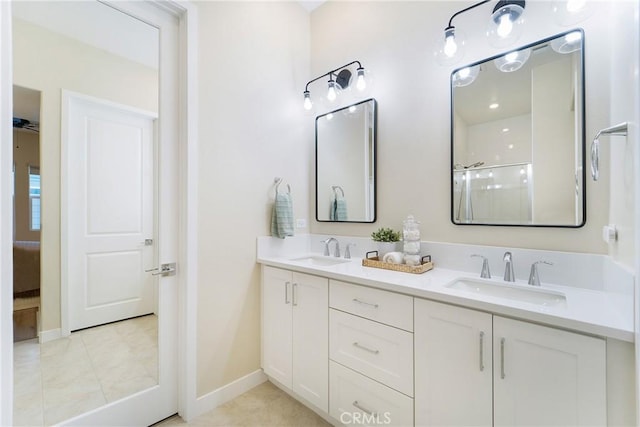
[327,113,334,121]
[458,67,470,79]
[327,80,337,101]
[444,33,458,57]
[566,0,586,13]
[505,51,518,63]
[348,105,357,113]
[356,67,366,91]
[565,31,582,43]
[497,13,513,38]
[303,91,312,111]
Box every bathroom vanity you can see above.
[258,235,634,426]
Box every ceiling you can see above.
[298,0,326,12]
[12,1,159,124]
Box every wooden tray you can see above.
[362,251,433,274]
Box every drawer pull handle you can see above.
[500,337,506,379]
[479,331,485,372]
[353,342,380,354]
[284,282,290,304]
[292,283,298,306]
[352,298,379,309]
[352,400,376,415]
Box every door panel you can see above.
[66,93,155,332]
[415,299,493,427]
[493,316,606,427]
[86,117,146,234]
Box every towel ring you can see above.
[332,185,345,197]
[274,177,291,194]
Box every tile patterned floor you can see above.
[156,381,331,427]
[13,314,158,426]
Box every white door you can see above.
[292,272,328,411]
[65,92,156,332]
[261,266,293,387]
[414,299,493,427]
[493,316,606,427]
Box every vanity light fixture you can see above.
[435,0,526,65]
[493,48,531,72]
[302,60,369,111]
[550,30,582,53]
[452,65,480,87]
[551,0,594,26]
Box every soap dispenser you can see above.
[402,215,421,266]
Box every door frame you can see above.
[0,0,199,424]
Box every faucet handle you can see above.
[321,238,331,256]
[345,243,356,259]
[470,254,491,279]
[528,261,553,286]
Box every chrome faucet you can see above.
[503,252,515,282]
[322,237,340,258]
[470,254,491,279]
[528,261,553,286]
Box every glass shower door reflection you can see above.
[454,163,532,225]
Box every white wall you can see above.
[12,18,158,332]
[532,57,576,224]
[195,1,310,396]
[608,1,638,269]
[309,1,628,255]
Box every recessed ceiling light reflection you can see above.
[489,103,499,109]
[502,128,509,132]
[508,144,514,149]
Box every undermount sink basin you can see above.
[289,255,351,267]
[446,278,567,307]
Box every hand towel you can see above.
[271,186,294,239]
[334,196,348,221]
[382,251,404,264]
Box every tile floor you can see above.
[156,381,331,427]
[13,314,158,426]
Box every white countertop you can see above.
[257,254,634,342]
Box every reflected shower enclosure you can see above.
[454,163,532,224]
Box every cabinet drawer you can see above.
[330,280,413,331]
[330,361,413,427]
[330,309,413,396]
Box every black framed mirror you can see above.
[316,98,377,223]
[451,30,585,227]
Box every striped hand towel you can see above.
[334,196,348,221]
[271,188,294,239]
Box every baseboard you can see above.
[38,328,61,343]
[193,369,267,419]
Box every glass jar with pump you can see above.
[403,215,421,266]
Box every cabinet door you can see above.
[415,299,493,427]
[494,316,606,427]
[292,272,329,411]
[261,266,293,388]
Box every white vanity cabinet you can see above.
[415,299,607,427]
[414,299,493,426]
[329,280,414,426]
[261,266,328,412]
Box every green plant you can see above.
[371,227,401,242]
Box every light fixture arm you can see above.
[446,0,491,29]
[304,60,363,92]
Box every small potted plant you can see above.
[371,227,401,257]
